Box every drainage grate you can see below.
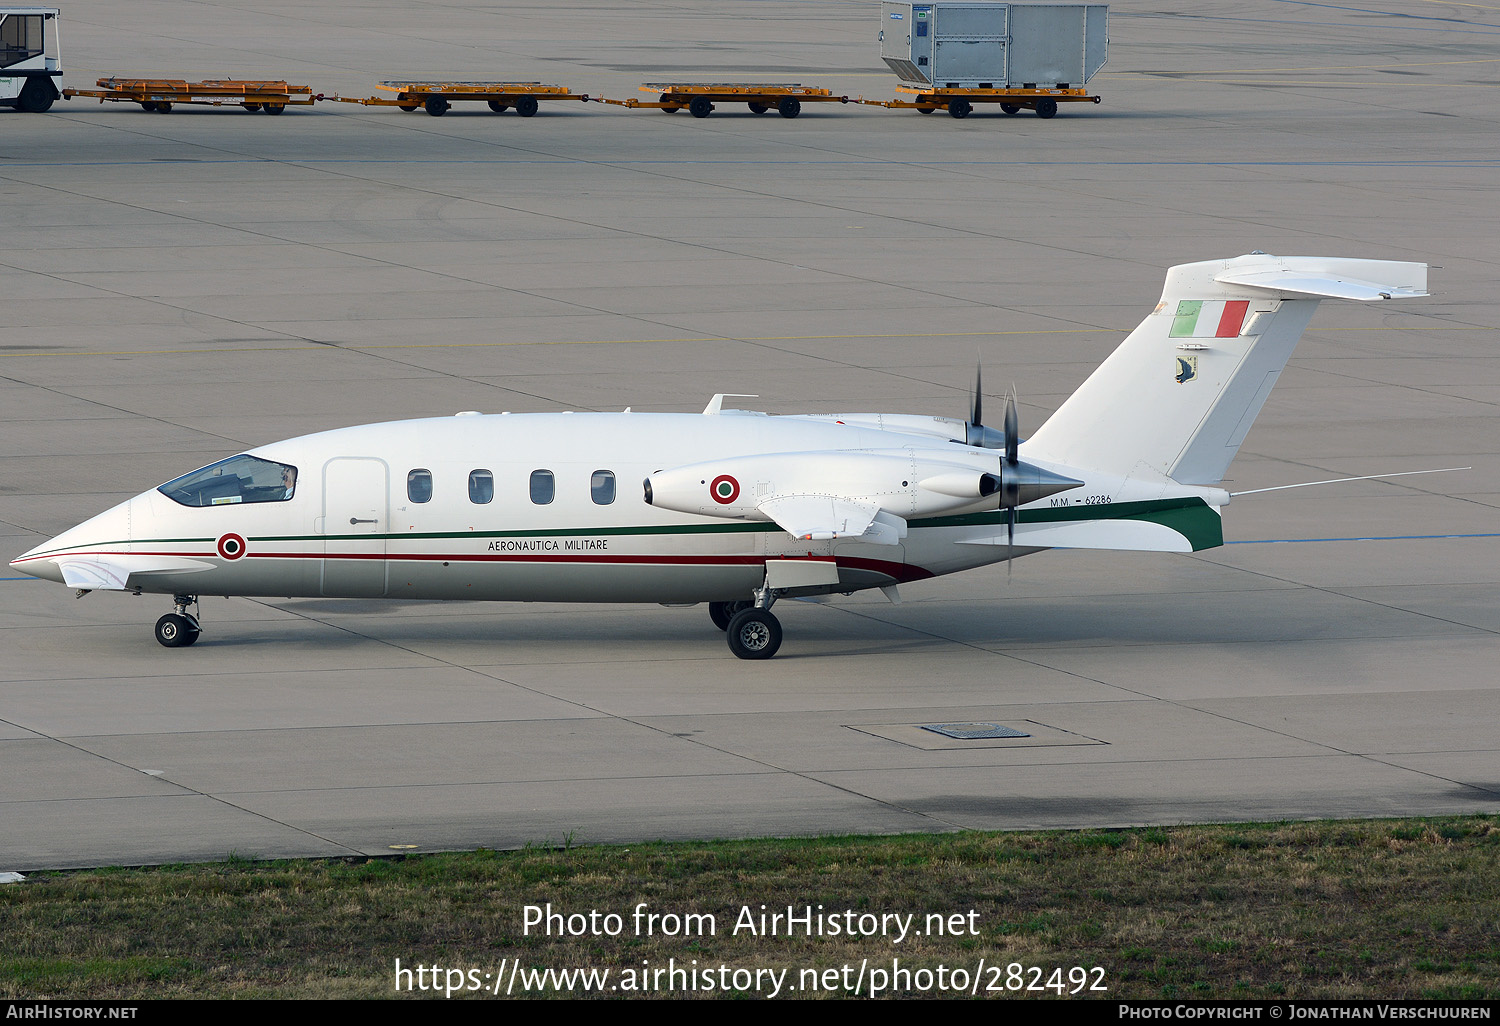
[920,722,1030,740]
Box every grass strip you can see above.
[2,816,1497,999]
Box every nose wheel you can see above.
[155,594,202,647]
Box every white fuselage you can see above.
[11,411,1223,604]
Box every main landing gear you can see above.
[710,589,784,660]
[154,594,201,648]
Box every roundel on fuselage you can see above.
[217,533,248,560]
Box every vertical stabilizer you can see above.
[1023,254,1428,485]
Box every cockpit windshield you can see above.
[158,455,299,507]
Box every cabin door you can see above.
[321,457,389,597]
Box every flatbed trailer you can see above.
[599,83,849,119]
[866,84,1100,119]
[330,81,588,117]
[62,77,316,113]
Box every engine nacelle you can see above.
[644,450,1055,523]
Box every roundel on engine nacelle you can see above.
[710,475,740,505]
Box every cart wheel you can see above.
[777,97,801,119]
[425,96,449,117]
[1000,103,1019,116]
[515,96,539,118]
[263,103,285,116]
[659,95,681,113]
[487,100,509,113]
[1035,98,1057,119]
[948,98,972,119]
[243,102,261,112]
[688,96,713,119]
[155,102,173,114]
[915,104,934,114]
[398,104,418,112]
[748,102,767,114]
[17,78,55,113]
[140,101,157,112]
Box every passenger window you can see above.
[408,469,433,504]
[529,470,554,505]
[469,469,494,504]
[591,470,616,505]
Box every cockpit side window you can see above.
[408,469,433,504]
[158,455,298,507]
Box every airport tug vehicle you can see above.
[10,255,1430,659]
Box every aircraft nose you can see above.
[10,536,63,583]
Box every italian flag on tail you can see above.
[1170,299,1249,338]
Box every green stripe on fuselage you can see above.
[48,498,1223,556]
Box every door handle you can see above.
[350,517,377,525]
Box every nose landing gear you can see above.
[155,594,201,648]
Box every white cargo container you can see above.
[0,7,60,111]
[880,2,1107,90]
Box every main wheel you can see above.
[17,78,55,113]
[155,613,201,648]
[515,95,539,117]
[1034,98,1058,119]
[688,96,713,119]
[708,600,752,632]
[425,96,449,117]
[777,97,801,119]
[726,608,782,660]
[748,102,767,114]
[263,103,285,115]
[948,98,972,119]
[1000,103,1020,115]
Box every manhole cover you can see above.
[920,722,1031,740]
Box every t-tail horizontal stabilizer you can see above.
[1023,254,1429,487]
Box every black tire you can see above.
[140,101,156,112]
[515,95,539,118]
[1000,103,1020,116]
[1035,98,1058,119]
[263,103,285,116]
[915,104,934,114]
[948,98,972,120]
[156,102,173,114]
[243,102,261,112]
[487,100,508,113]
[659,98,681,113]
[726,608,782,660]
[777,97,801,119]
[708,600,752,632]
[425,96,449,117]
[17,78,55,113]
[398,103,418,112]
[688,96,713,119]
[155,613,200,648]
[748,102,767,114]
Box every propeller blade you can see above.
[1004,389,1019,466]
[971,362,983,428]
